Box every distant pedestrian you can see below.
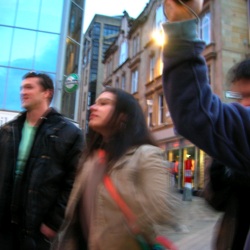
[0,72,84,249]
[171,161,179,187]
[53,87,180,250]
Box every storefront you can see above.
[166,138,206,194]
[0,110,19,126]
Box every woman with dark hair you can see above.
[53,87,179,250]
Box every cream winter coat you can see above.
[53,145,179,250]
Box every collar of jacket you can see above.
[13,107,62,126]
[107,146,140,172]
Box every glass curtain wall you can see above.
[61,0,84,119]
[0,0,63,111]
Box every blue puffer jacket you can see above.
[162,19,250,250]
[0,108,84,235]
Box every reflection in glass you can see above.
[39,0,63,33]
[65,38,80,75]
[0,0,17,26]
[1,0,84,121]
[3,68,56,111]
[61,37,80,119]
[68,3,83,43]
[15,0,40,30]
[61,90,76,120]
[0,67,7,109]
[10,29,36,68]
[5,68,27,111]
[0,26,13,66]
[34,33,59,72]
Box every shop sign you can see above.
[64,73,79,93]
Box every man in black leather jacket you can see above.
[0,72,84,250]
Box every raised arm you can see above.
[162,0,250,170]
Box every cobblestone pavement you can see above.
[159,190,222,250]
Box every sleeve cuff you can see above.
[162,19,201,42]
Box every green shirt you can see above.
[16,120,37,176]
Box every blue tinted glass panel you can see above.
[0,26,13,66]
[10,29,36,68]
[0,0,17,26]
[15,0,40,29]
[0,67,7,109]
[39,0,63,33]
[5,68,27,111]
[68,3,83,43]
[34,33,59,72]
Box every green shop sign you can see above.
[64,73,79,93]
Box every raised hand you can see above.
[164,0,204,22]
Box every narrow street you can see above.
[159,190,222,250]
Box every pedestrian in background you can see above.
[0,72,84,249]
[162,0,250,249]
[53,87,180,250]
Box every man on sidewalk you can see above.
[0,72,84,249]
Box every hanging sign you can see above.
[64,73,79,93]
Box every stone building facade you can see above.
[100,0,250,192]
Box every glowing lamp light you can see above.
[152,30,165,47]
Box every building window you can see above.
[149,56,155,81]
[83,92,86,111]
[155,4,166,31]
[207,64,211,85]
[200,11,211,45]
[68,2,83,43]
[152,4,166,48]
[158,94,164,124]
[132,34,140,57]
[147,99,153,127]
[131,69,138,93]
[103,24,120,36]
[106,60,113,77]
[119,40,128,65]
[115,78,119,88]
[121,74,126,90]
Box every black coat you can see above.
[0,108,84,235]
[203,159,250,250]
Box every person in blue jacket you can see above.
[203,58,250,250]
[162,0,250,249]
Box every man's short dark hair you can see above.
[227,59,250,84]
[22,72,54,102]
